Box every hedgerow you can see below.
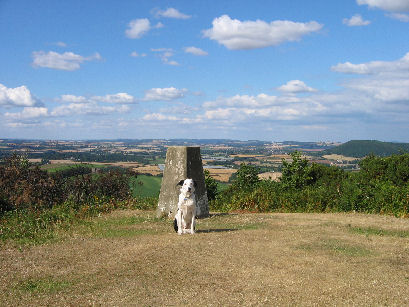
[210,151,409,217]
[0,155,157,243]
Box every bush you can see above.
[280,151,312,189]
[204,170,219,201]
[211,152,409,217]
[0,155,65,212]
[0,154,137,215]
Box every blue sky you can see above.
[1,0,409,141]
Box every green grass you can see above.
[77,214,166,238]
[349,226,409,238]
[217,182,230,192]
[321,239,373,257]
[297,238,373,257]
[0,199,158,246]
[131,175,162,198]
[0,206,76,245]
[17,277,71,294]
[41,163,106,173]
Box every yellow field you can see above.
[206,168,237,182]
[258,172,282,181]
[134,165,162,176]
[323,154,359,161]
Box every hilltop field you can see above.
[1,210,408,306]
[1,139,409,305]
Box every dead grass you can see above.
[323,154,359,162]
[206,168,237,182]
[258,171,282,181]
[133,165,161,176]
[1,211,408,306]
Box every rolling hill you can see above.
[323,140,409,158]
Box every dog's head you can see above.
[177,178,197,197]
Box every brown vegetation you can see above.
[206,168,237,182]
[1,211,408,306]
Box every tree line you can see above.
[209,151,409,217]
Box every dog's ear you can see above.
[193,180,198,187]
[177,179,185,186]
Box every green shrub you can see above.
[211,153,409,217]
[204,170,219,201]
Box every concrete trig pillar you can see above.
[157,146,209,218]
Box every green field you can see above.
[131,175,229,198]
[131,175,162,198]
[41,163,106,173]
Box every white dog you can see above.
[174,179,197,235]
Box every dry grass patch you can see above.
[323,154,359,162]
[258,171,282,181]
[205,168,237,182]
[133,165,162,176]
[1,211,408,306]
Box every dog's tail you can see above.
[173,218,178,232]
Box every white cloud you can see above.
[51,102,130,117]
[92,93,136,104]
[155,8,191,19]
[125,18,160,39]
[344,78,409,102]
[143,87,187,101]
[202,93,325,122]
[184,46,208,56]
[343,14,371,26]
[151,48,179,65]
[386,12,409,21]
[125,19,149,39]
[357,0,409,12]
[130,51,147,57]
[0,83,38,107]
[142,113,178,121]
[203,15,323,50]
[331,51,409,74]
[59,94,88,103]
[55,41,67,47]
[5,107,48,119]
[278,80,317,93]
[59,93,136,104]
[32,51,101,71]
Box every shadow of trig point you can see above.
[156,146,209,219]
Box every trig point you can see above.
[157,146,209,218]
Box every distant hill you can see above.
[323,140,409,158]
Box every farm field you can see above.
[1,210,408,306]
[131,175,162,198]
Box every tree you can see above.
[280,151,312,189]
[232,163,260,191]
[204,170,219,201]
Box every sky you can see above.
[1,0,409,142]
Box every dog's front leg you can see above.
[190,207,196,235]
[176,209,182,235]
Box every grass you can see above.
[1,211,409,306]
[298,238,373,257]
[130,174,162,198]
[130,174,229,198]
[349,225,409,238]
[17,277,71,294]
[41,163,105,173]
[77,214,167,238]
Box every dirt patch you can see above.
[1,211,408,306]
